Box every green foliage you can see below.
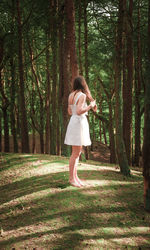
[0,0,148,162]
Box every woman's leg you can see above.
[74,152,84,186]
[69,145,82,187]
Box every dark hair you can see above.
[73,76,85,92]
[73,75,94,101]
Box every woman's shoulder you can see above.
[81,92,86,97]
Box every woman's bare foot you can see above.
[76,177,84,186]
[69,179,81,187]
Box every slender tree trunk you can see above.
[0,111,2,152]
[3,107,9,152]
[142,0,150,212]
[102,122,107,145]
[123,0,133,165]
[61,1,70,156]
[83,0,89,83]
[99,92,103,143]
[98,77,116,163]
[78,0,83,75]
[10,59,18,153]
[50,0,57,155]
[65,0,79,82]
[10,0,18,153]
[61,0,79,155]
[115,0,130,176]
[28,39,44,153]
[45,36,51,154]
[0,70,10,152]
[134,0,142,166]
[83,0,90,159]
[32,127,36,153]
[0,29,3,152]
[58,1,64,155]
[16,0,29,153]
[108,102,116,163]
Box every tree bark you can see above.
[134,0,142,166]
[142,0,150,212]
[115,0,130,176]
[78,0,83,75]
[50,0,57,155]
[61,0,70,156]
[10,0,18,153]
[16,0,29,153]
[0,70,10,152]
[28,39,44,154]
[65,0,79,82]
[123,0,133,165]
[84,0,89,83]
[61,0,79,155]
[45,35,51,154]
[10,58,18,153]
[0,111,2,152]
[98,77,116,163]
[58,1,64,155]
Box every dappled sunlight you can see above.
[23,162,68,178]
[111,235,149,246]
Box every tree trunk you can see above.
[10,58,18,153]
[61,1,70,156]
[102,122,107,145]
[58,1,64,155]
[84,0,89,84]
[10,0,18,153]
[115,0,130,176]
[134,0,142,166]
[45,36,51,154]
[28,38,44,154]
[123,0,133,165]
[61,0,79,155]
[0,111,2,152]
[98,77,116,163]
[0,70,10,152]
[78,0,83,75]
[108,102,116,163]
[16,0,29,153]
[65,0,79,82]
[142,0,150,212]
[83,0,90,159]
[50,0,57,155]
[3,106,9,152]
[32,128,36,154]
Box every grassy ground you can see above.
[0,153,150,250]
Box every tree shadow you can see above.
[0,165,148,249]
[0,155,39,172]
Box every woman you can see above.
[64,76,97,187]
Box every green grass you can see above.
[0,153,150,250]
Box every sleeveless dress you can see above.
[64,92,91,146]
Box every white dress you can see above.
[64,92,91,146]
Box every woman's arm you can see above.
[68,105,72,115]
[76,94,95,115]
[67,94,72,115]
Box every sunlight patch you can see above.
[23,163,68,178]
[111,236,149,246]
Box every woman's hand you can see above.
[92,104,97,112]
[90,100,97,112]
[90,100,96,108]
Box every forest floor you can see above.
[0,153,150,250]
